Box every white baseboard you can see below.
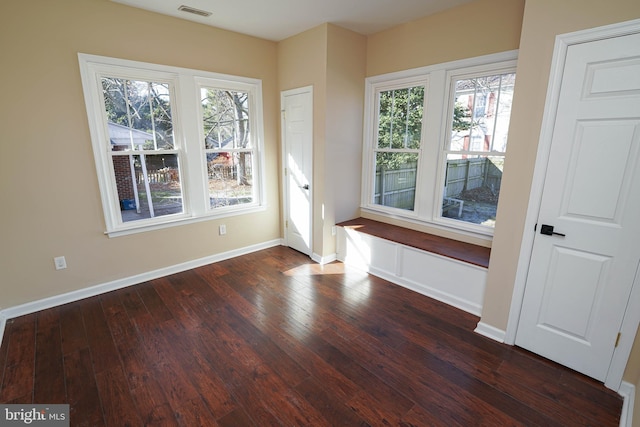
[474,321,506,343]
[618,381,635,427]
[312,252,337,265]
[369,265,483,316]
[0,239,282,326]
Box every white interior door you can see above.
[281,87,313,256]
[516,31,640,382]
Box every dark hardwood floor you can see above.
[0,246,623,426]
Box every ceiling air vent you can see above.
[178,5,212,17]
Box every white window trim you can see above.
[78,53,266,237]
[361,50,518,240]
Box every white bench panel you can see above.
[337,227,487,316]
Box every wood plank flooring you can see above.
[0,246,623,426]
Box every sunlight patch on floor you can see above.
[283,263,348,276]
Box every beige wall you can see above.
[480,0,640,399]
[278,24,366,258]
[323,25,367,255]
[278,25,328,258]
[366,0,525,76]
[0,0,279,308]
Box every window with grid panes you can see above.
[373,83,425,211]
[199,85,255,209]
[361,52,517,238]
[79,54,265,236]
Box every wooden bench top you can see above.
[337,217,491,268]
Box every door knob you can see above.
[540,224,565,237]
[300,184,309,190]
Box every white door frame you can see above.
[281,85,313,254]
[505,18,640,391]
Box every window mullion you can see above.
[178,75,208,217]
[123,80,135,151]
[405,87,410,148]
[148,82,159,150]
[490,75,503,152]
[470,81,479,147]
[416,69,444,220]
[389,90,395,149]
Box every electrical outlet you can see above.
[54,256,67,270]
[219,224,226,235]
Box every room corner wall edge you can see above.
[474,321,506,343]
[312,252,337,265]
[0,239,284,331]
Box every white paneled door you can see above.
[516,31,640,382]
[281,87,313,256]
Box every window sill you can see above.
[105,205,266,238]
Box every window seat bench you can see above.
[336,217,490,315]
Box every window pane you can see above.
[113,154,183,222]
[207,152,253,208]
[201,88,251,150]
[374,152,418,211]
[441,155,504,227]
[449,73,515,153]
[377,86,424,150]
[102,78,174,151]
[442,71,514,229]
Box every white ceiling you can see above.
[111,0,474,41]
